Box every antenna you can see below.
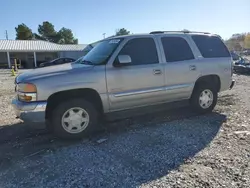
[5,30,8,40]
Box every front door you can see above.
[106,37,166,111]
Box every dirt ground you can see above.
[0,69,249,188]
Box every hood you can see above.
[16,63,93,83]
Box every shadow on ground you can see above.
[0,107,226,187]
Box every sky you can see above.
[0,0,249,44]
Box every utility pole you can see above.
[103,33,106,39]
[5,30,8,40]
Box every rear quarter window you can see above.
[192,35,230,58]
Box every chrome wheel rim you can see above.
[61,107,89,134]
[199,89,213,109]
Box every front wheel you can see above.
[190,84,218,113]
[50,98,99,139]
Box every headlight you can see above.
[17,83,37,93]
[17,83,37,102]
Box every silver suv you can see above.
[12,31,235,139]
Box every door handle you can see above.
[189,65,196,71]
[153,69,162,75]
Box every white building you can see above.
[0,40,91,68]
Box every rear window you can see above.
[192,35,230,58]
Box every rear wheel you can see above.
[190,84,218,113]
[50,98,98,139]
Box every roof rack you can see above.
[149,31,211,34]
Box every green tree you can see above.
[17,21,79,44]
[115,28,130,36]
[33,33,45,40]
[244,34,250,49]
[58,27,78,44]
[15,24,33,40]
[35,22,78,44]
[37,21,58,42]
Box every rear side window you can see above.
[192,35,230,58]
[161,37,194,62]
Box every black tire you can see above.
[190,84,218,114]
[45,119,53,133]
[50,98,99,139]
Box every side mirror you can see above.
[118,55,132,65]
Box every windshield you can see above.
[75,38,123,65]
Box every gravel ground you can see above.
[0,69,249,188]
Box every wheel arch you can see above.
[45,88,104,120]
[193,74,221,93]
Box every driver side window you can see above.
[117,38,159,66]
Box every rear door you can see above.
[158,35,201,101]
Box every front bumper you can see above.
[11,99,47,123]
